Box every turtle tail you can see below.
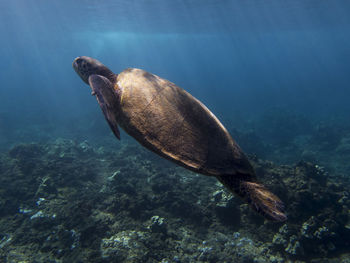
[216,174,287,222]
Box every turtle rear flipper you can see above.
[217,175,287,222]
[89,74,121,140]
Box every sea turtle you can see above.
[73,56,287,221]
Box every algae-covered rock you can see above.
[148,215,167,234]
[0,141,350,262]
[256,160,350,260]
[100,230,150,262]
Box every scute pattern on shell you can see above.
[115,68,251,177]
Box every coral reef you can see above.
[0,139,349,262]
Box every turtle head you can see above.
[73,56,115,84]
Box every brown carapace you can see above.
[73,56,287,222]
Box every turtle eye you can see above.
[78,60,88,71]
[76,58,83,65]
[76,58,88,70]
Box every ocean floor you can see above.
[0,138,349,262]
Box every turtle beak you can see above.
[73,57,89,84]
[72,57,80,71]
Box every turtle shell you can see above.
[115,68,253,177]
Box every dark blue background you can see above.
[0,0,349,146]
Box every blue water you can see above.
[0,0,350,147]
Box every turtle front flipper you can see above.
[88,74,121,140]
[216,174,287,222]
